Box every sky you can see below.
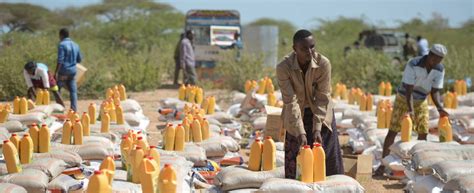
[1,0,473,28]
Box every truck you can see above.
[357,29,407,64]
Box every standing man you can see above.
[277,29,344,179]
[173,33,184,85]
[23,61,65,107]
[417,35,429,56]
[55,28,82,112]
[378,44,449,175]
[180,30,197,85]
[403,33,418,60]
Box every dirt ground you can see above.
[72,86,404,193]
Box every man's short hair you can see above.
[24,61,36,71]
[59,28,69,38]
[293,29,312,45]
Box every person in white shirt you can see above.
[24,62,64,107]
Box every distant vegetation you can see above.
[0,0,472,100]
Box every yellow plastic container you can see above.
[89,103,96,124]
[359,94,367,111]
[9,134,20,150]
[101,112,110,133]
[131,146,145,183]
[139,156,159,193]
[262,136,276,171]
[201,98,209,114]
[99,156,116,185]
[385,82,392,96]
[39,124,50,153]
[348,89,355,104]
[366,94,373,111]
[438,116,453,142]
[452,93,458,109]
[188,88,196,104]
[121,135,133,171]
[401,114,412,142]
[312,143,326,182]
[106,88,114,100]
[19,134,33,164]
[257,78,266,94]
[248,139,263,171]
[267,92,277,106]
[299,145,314,183]
[175,124,185,151]
[148,146,161,168]
[266,79,275,94]
[378,82,386,96]
[19,97,28,115]
[108,104,117,123]
[3,140,22,174]
[73,112,80,122]
[113,96,121,107]
[62,120,72,144]
[116,105,125,125]
[73,120,83,145]
[43,90,50,105]
[245,80,252,93]
[207,96,216,115]
[28,123,39,153]
[182,118,191,142]
[27,99,35,110]
[178,84,186,101]
[191,118,202,143]
[377,107,386,129]
[461,80,467,95]
[136,137,149,152]
[340,84,348,100]
[201,118,210,140]
[196,88,204,105]
[158,164,177,193]
[164,124,176,151]
[67,109,75,122]
[119,84,127,101]
[87,170,111,193]
[444,92,453,109]
[0,108,9,123]
[13,96,20,114]
[36,90,44,105]
[82,112,91,136]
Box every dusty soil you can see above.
[71,86,404,193]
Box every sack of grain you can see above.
[381,154,404,172]
[33,149,82,167]
[259,175,365,193]
[8,112,45,126]
[0,183,27,193]
[121,99,142,113]
[412,145,474,173]
[175,143,207,167]
[24,158,67,179]
[432,160,474,183]
[198,136,240,158]
[214,166,284,191]
[0,169,49,193]
[0,121,23,133]
[47,174,83,192]
[389,140,425,159]
[443,174,474,193]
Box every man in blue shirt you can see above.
[55,28,82,111]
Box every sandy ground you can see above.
[71,86,404,193]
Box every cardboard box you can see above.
[343,154,373,184]
[264,113,285,142]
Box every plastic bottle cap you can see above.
[203,118,207,120]
[137,131,142,134]
[104,112,108,115]
[136,146,142,150]
[314,143,321,147]
[3,140,9,143]
[75,120,80,122]
[178,124,182,126]
[122,136,128,140]
[65,119,70,122]
[32,123,37,126]
[164,164,171,168]
[304,145,310,149]
[167,124,173,127]
[266,136,272,140]
[147,156,154,160]
[83,112,87,114]
[137,137,143,140]
[150,145,156,149]
[11,134,17,136]
[90,103,94,105]
[255,139,260,142]
[94,170,103,175]
[23,134,29,137]
[194,118,198,120]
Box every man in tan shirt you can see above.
[277,29,343,179]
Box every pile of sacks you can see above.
[0,85,155,192]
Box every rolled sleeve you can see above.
[402,63,416,85]
[312,60,332,133]
[276,64,305,137]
